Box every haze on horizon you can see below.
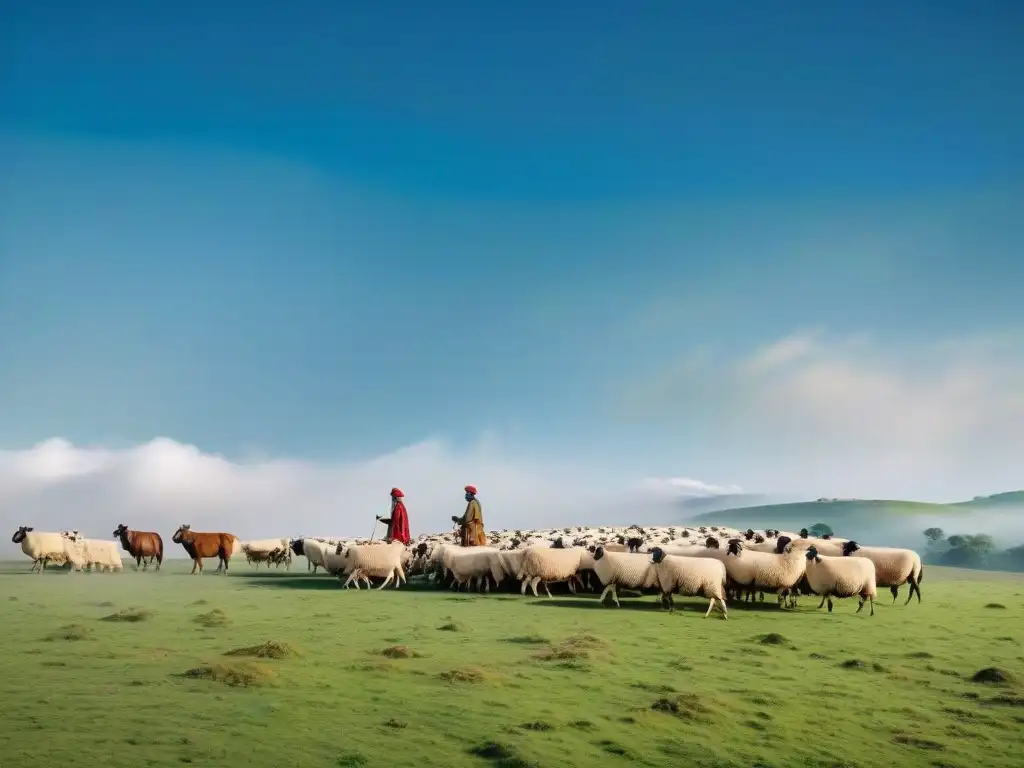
[2,2,1023,552]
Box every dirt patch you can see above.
[384,719,407,729]
[224,641,299,660]
[47,624,91,641]
[101,608,152,623]
[179,662,274,687]
[651,694,715,723]
[983,694,1024,707]
[467,742,537,768]
[971,667,1014,685]
[596,740,631,757]
[193,609,230,628]
[568,719,594,730]
[379,645,420,659]
[437,621,462,632]
[190,599,208,606]
[504,635,550,645]
[985,603,1007,609]
[758,633,789,646]
[906,651,934,659]
[438,667,488,684]
[535,634,606,662]
[892,733,943,750]
[840,659,868,670]
[520,721,553,731]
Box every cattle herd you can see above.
[10,521,925,617]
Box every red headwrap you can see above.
[390,487,404,498]
[464,485,477,495]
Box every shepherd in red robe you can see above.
[377,487,411,545]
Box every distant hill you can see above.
[954,491,1024,509]
[674,493,796,516]
[686,491,1024,528]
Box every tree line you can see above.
[921,528,1024,572]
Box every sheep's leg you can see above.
[703,598,714,618]
[598,584,613,606]
[610,583,620,608]
[890,585,899,603]
[816,596,826,610]
[567,576,577,594]
[905,575,920,605]
[482,575,490,594]
[826,597,834,613]
[520,578,530,595]
[869,595,875,616]
[529,576,542,597]
[543,581,553,598]
[856,597,866,613]
[377,572,394,590]
[716,598,729,618]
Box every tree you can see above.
[941,532,995,568]
[923,527,944,543]
[808,522,833,537]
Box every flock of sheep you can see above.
[12,522,924,617]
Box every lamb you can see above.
[340,541,408,590]
[648,547,728,618]
[841,541,922,604]
[589,546,658,607]
[242,538,291,568]
[11,526,85,572]
[62,532,124,572]
[803,545,877,615]
[516,545,586,598]
[447,547,498,592]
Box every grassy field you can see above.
[1,560,1022,768]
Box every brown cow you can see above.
[113,524,164,571]
[171,524,240,575]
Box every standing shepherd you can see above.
[452,485,487,547]
[377,487,411,545]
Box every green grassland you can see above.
[1,561,1022,768]
[688,491,1024,526]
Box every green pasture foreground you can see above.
[0,561,1021,768]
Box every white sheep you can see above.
[340,541,408,590]
[11,526,85,572]
[841,541,922,604]
[739,535,808,607]
[649,547,728,618]
[443,546,498,592]
[242,538,291,568]
[803,544,877,615]
[516,545,586,598]
[62,532,124,572]
[588,546,659,607]
[301,538,331,574]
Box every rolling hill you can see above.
[683,491,1024,549]
[688,491,1024,526]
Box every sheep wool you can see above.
[589,547,658,607]
[517,545,586,598]
[804,545,877,615]
[649,548,728,618]
[842,542,922,605]
[341,541,409,590]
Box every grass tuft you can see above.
[46,624,91,641]
[101,608,152,623]
[178,662,274,687]
[224,641,299,659]
[379,645,420,659]
[971,667,1015,685]
[193,608,230,628]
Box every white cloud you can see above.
[0,436,736,557]
[638,477,743,498]
[619,328,1024,500]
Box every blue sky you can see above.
[1,2,1023,535]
